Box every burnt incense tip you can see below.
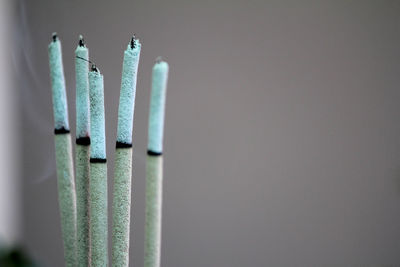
[52,32,58,42]
[155,56,164,63]
[130,34,136,49]
[91,64,98,72]
[78,35,85,47]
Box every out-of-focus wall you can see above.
[0,0,20,246]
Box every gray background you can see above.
[16,0,400,266]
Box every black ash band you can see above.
[54,127,70,134]
[76,137,91,146]
[90,158,107,163]
[147,150,162,156]
[116,141,132,148]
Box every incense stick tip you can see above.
[155,56,164,63]
[91,64,98,72]
[78,35,85,47]
[130,34,136,49]
[52,32,58,42]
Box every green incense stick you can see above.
[48,33,77,267]
[89,65,108,267]
[144,58,169,267]
[145,155,163,267]
[75,145,90,265]
[112,148,133,267]
[112,36,141,267]
[75,35,91,267]
[55,134,77,267]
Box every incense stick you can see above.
[75,35,91,267]
[144,58,169,267]
[48,33,77,267]
[89,65,108,267]
[112,36,141,267]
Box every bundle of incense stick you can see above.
[88,64,108,266]
[48,33,77,267]
[144,57,169,267]
[112,35,141,267]
[75,35,91,267]
[48,33,169,267]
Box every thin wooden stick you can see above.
[112,36,141,267]
[48,33,77,267]
[75,35,91,267]
[144,58,169,267]
[89,65,108,267]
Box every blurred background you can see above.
[1,0,400,266]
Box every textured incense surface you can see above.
[148,61,169,154]
[55,134,77,267]
[75,44,90,138]
[144,155,163,267]
[116,40,141,144]
[49,37,69,130]
[75,144,90,267]
[89,70,106,159]
[89,162,108,267]
[112,147,133,267]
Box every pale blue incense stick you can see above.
[112,36,141,267]
[89,67,106,159]
[145,58,169,267]
[116,36,141,144]
[75,35,90,267]
[89,66,108,267]
[75,35,90,139]
[147,58,169,154]
[48,33,77,267]
[49,33,69,131]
